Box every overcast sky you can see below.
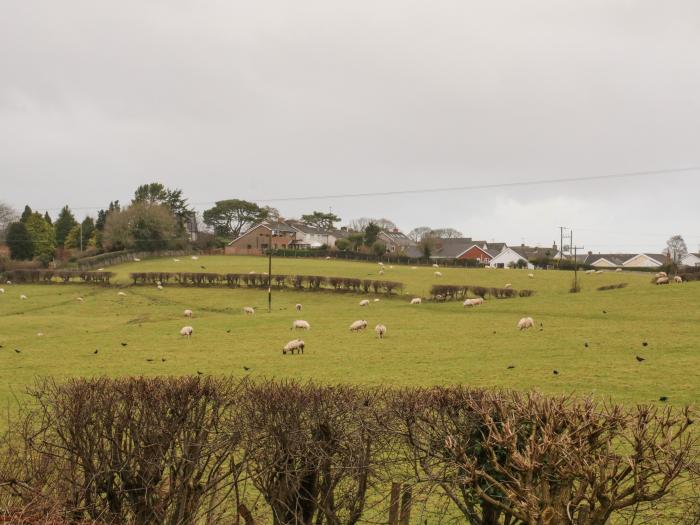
[2,0,699,253]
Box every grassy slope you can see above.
[1,255,698,411]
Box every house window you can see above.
[247,244,252,249]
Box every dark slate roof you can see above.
[285,220,324,235]
[644,253,669,264]
[405,246,424,258]
[262,221,297,234]
[582,253,636,266]
[431,238,479,258]
[380,230,416,247]
[511,246,559,260]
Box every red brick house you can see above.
[224,221,297,256]
[457,244,494,264]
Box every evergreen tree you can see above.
[43,211,52,225]
[54,205,78,247]
[20,205,33,223]
[6,222,34,260]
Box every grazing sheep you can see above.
[517,317,535,330]
[20,294,27,300]
[432,263,439,268]
[6,280,11,284]
[504,283,512,289]
[434,294,445,302]
[410,297,422,305]
[378,262,384,266]
[157,285,164,290]
[656,272,668,279]
[411,266,417,270]
[249,271,256,274]
[463,298,484,307]
[349,320,368,332]
[389,265,394,269]
[325,256,331,260]
[615,268,622,272]
[674,276,683,283]
[76,297,84,302]
[586,270,596,275]
[180,326,193,337]
[184,309,193,318]
[379,270,385,275]
[434,271,442,278]
[295,303,302,311]
[37,332,44,337]
[375,324,387,338]
[243,306,255,315]
[283,339,305,354]
[291,320,310,330]
[117,291,127,296]
[191,256,199,260]
[359,299,370,307]
[373,298,380,302]
[97,268,104,271]
[0,288,5,294]
[528,273,534,279]
[656,277,669,285]
[173,258,180,262]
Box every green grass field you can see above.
[1,255,699,412]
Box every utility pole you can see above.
[558,226,567,267]
[79,222,83,252]
[571,230,584,293]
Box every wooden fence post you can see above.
[399,485,412,525]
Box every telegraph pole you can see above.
[571,230,584,293]
[558,226,567,267]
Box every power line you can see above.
[22,164,700,211]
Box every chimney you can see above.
[588,251,593,256]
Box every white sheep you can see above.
[283,339,305,354]
[586,270,596,275]
[595,270,604,274]
[656,277,669,285]
[157,285,164,290]
[432,263,439,268]
[20,294,27,300]
[656,272,668,279]
[615,268,622,272]
[37,332,44,337]
[6,280,11,284]
[504,283,512,289]
[434,271,442,278]
[378,262,384,266]
[295,303,303,312]
[291,320,310,330]
[249,271,256,275]
[517,317,535,330]
[156,281,162,286]
[191,255,199,260]
[411,266,417,270]
[180,326,193,337]
[379,270,385,275]
[463,298,484,307]
[173,258,180,262]
[674,276,683,284]
[373,298,380,302]
[359,299,370,307]
[528,273,534,279]
[375,324,387,338]
[117,291,127,296]
[243,306,255,315]
[410,297,422,305]
[76,297,84,302]
[325,256,331,260]
[0,288,5,294]
[133,257,141,262]
[389,265,394,269]
[184,309,193,318]
[349,320,368,332]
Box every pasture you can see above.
[1,255,699,412]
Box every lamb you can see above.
[517,317,535,330]
[295,303,303,311]
[378,262,384,266]
[180,326,194,337]
[291,320,310,330]
[434,271,442,278]
[375,324,387,338]
[20,294,27,300]
[389,265,394,269]
[410,297,422,305]
[359,299,370,307]
[379,269,385,275]
[243,306,255,315]
[656,277,669,285]
[0,288,4,294]
[615,268,622,272]
[283,339,305,354]
[173,258,181,262]
[504,283,512,289]
[325,256,331,260]
[133,257,141,262]
[373,298,380,302]
[191,256,199,260]
[157,285,164,290]
[656,272,668,279]
[528,273,534,279]
[349,320,368,332]
[184,309,193,318]
[674,276,683,284]
[76,297,84,302]
[117,291,127,296]
[432,263,439,268]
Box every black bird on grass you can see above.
[243,366,251,371]
[146,358,154,362]
[584,342,589,348]
[603,310,607,314]
[659,396,668,402]
[507,365,515,370]
[14,348,21,353]
[93,349,99,354]
[197,370,203,375]
[121,342,128,347]
[553,370,559,375]
[636,356,645,362]
[642,341,648,347]
[0,344,3,348]
[161,358,167,362]
[226,329,231,334]
[200,265,206,270]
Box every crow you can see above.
[146,358,154,362]
[493,331,497,335]
[243,366,251,371]
[642,341,648,347]
[226,329,231,334]
[636,356,645,362]
[584,342,589,348]
[197,370,203,375]
[602,310,607,314]
[161,358,167,362]
[0,344,3,348]
[14,348,21,353]
[507,365,515,370]
[93,349,99,354]
[121,342,128,347]
[659,396,668,402]
[201,265,206,269]
[553,370,559,375]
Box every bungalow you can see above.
[488,247,534,270]
[429,238,507,264]
[622,253,668,269]
[225,221,298,256]
[681,253,700,268]
[285,220,337,248]
[378,229,417,254]
[582,253,636,269]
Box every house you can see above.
[488,247,534,269]
[582,253,637,269]
[622,253,668,269]
[378,229,417,254]
[224,221,298,256]
[681,253,700,268]
[429,238,507,264]
[286,220,340,249]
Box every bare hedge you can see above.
[430,283,534,300]
[1,378,697,525]
[3,269,114,284]
[129,272,404,295]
